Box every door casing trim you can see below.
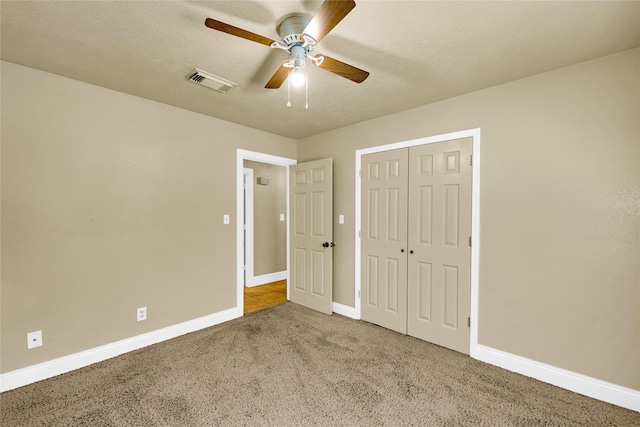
[354,128,481,357]
[243,168,254,287]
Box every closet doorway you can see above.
[355,130,480,356]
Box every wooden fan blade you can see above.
[317,55,369,83]
[303,0,356,44]
[205,18,275,46]
[265,63,290,89]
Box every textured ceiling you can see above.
[2,1,639,139]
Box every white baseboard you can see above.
[246,271,287,287]
[475,344,640,412]
[332,302,359,319]
[3,306,637,413]
[0,306,242,393]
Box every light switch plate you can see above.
[137,307,147,321]
[339,215,344,224]
[223,214,230,225]
[280,213,285,221]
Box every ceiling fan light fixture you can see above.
[287,66,309,109]
[290,69,306,87]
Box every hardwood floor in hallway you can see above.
[244,280,287,314]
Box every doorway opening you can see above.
[236,150,296,315]
[243,162,288,287]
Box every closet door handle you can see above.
[410,250,414,254]
[401,249,404,253]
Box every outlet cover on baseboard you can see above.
[137,307,147,321]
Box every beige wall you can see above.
[243,161,286,276]
[297,49,640,390]
[0,61,296,373]
[2,47,638,394]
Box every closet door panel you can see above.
[407,138,473,354]
[361,149,409,334]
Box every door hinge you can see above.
[358,290,361,299]
[470,155,473,166]
[359,169,362,178]
[358,230,361,238]
[468,236,472,247]
[468,317,471,327]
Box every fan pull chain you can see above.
[287,70,291,108]
[305,68,309,110]
[287,68,292,107]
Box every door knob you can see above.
[322,242,336,248]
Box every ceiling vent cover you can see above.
[187,68,237,93]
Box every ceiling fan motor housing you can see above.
[278,15,312,47]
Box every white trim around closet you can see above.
[354,128,481,356]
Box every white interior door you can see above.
[407,138,472,354]
[289,158,333,315]
[361,149,409,333]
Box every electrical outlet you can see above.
[137,307,147,321]
[27,330,43,349]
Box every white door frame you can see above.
[237,150,297,313]
[354,128,481,357]
[243,168,254,287]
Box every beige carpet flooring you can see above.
[1,302,638,426]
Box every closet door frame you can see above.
[354,128,481,358]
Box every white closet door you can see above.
[407,138,473,354]
[361,149,409,333]
[360,138,473,354]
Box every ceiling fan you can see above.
[204,0,369,90]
